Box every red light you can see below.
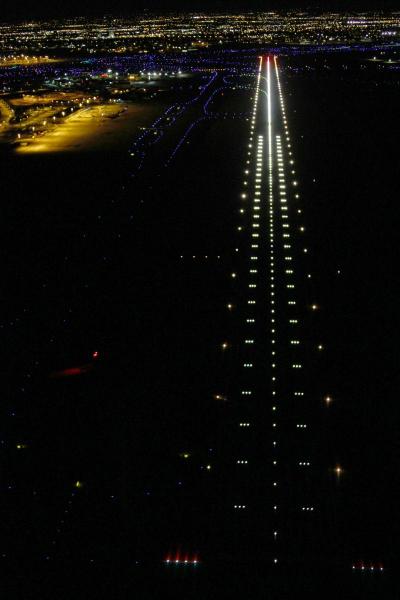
[50,365,92,378]
[92,351,99,359]
[63,367,84,376]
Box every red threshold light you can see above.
[50,364,92,378]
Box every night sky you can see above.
[3,0,398,22]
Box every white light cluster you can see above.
[265,56,281,562]
[274,57,328,520]
[237,61,263,422]
[233,57,264,519]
